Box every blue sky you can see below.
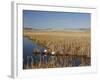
[23,10,91,29]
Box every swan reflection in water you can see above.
[23,48,90,69]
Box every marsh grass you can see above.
[23,30,91,69]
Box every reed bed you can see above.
[23,30,91,69]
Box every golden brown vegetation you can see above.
[23,30,91,69]
[24,30,90,57]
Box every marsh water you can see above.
[23,37,90,69]
[23,37,45,67]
